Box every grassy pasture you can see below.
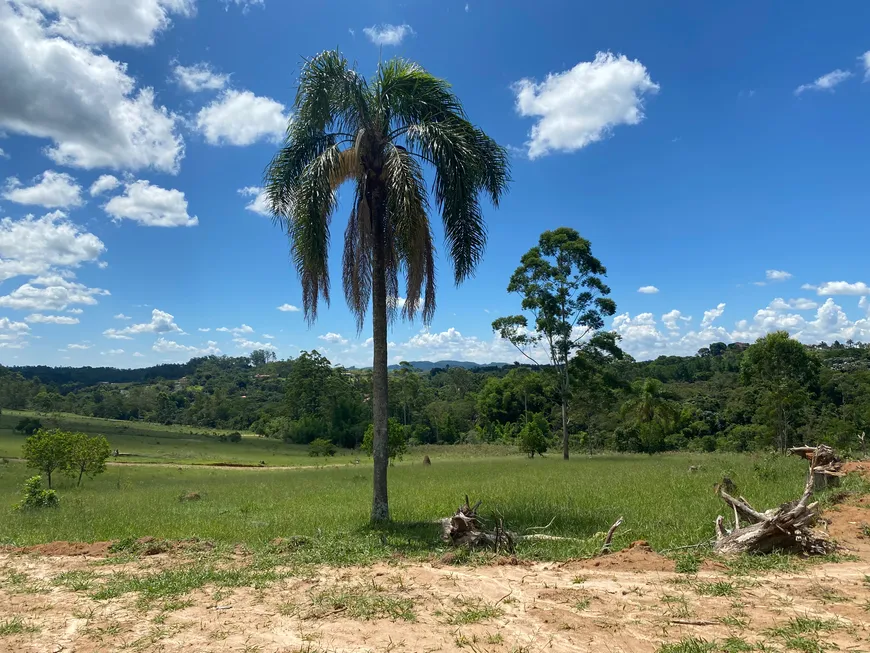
[0,450,809,563]
[0,410,352,467]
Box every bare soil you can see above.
[2,486,869,652]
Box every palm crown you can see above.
[264,51,510,329]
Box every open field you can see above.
[0,410,354,467]
[1,451,817,556]
[1,465,869,652]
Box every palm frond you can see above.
[377,59,465,133]
[342,175,372,331]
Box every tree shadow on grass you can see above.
[360,519,443,554]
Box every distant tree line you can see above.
[1,334,869,455]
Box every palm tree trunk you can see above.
[370,193,390,523]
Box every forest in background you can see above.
[1,335,869,455]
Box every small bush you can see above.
[14,417,42,435]
[309,438,336,457]
[362,419,407,464]
[519,413,550,458]
[228,432,242,443]
[14,476,59,511]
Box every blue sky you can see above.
[1,0,870,368]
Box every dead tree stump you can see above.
[788,444,844,493]
[441,496,515,552]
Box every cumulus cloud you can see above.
[67,308,84,314]
[795,69,853,95]
[814,281,870,296]
[114,313,132,320]
[104,308,181,339]
[613,297,870,360]
[102,349,124,355]
[217,324,254,335]
[319,332,348,345]
[198,327,210,332]
[133,351,144,357]
[0,3,184,172]
[0,316,31,348]
[0,273,109,311]
[233,337,275,351]
[172,61,229,92]
[89,174,121,196]
[238,186,269,216]
[67,342,92,350]
[103,180,198,227]
[363,24,414,46]
[700,303,726,328]
[513,52,659,158]
[766,269,792,281]
[863,52,870,81]
[262,333,275,339]
[25,313,79,325]
[3,170,83,208]
[637,285,659,294]
[0,211,105,281]
[195,90,289,146]
[661,309,691,331]
[277,303,300,312]
[153,337,221,356]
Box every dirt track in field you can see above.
[2,467,869,653]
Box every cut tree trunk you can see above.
[713,457,833,555]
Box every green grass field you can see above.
[0,448,811,563]
[0,410,353,467]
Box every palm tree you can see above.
[264,51,510,522]
[621,378,678,452]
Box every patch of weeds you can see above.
[445,597,503,625]
[486,633,504,645]
[0,616,39,636]
[693,581,738,597]
[720,637,755,652]
[574,598,591,611]
[161,598,193,612]
[2,570,47,595]
[309,584,415,622]
[657,637,716,653]
[765,616,841,653]
[571,575,587,584]
[718,615,749,628]
[53,570,97,591]
[724,552,803,576]
[860,523,870,537]
[91,566,290,604]
[675,553,702,574]
[807,584,847,604]
[278,601,299,617]
[661,594,692,619]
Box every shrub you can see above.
[14,476,59,510]
[309,438,337,457]
[284,415,328,444]
[362,418,407,464]
[14,417,42,435]
[228,432,242,443]
[518,414,549,458]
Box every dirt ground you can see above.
[2,476,869,653]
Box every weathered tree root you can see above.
[713,451,834,555]
[441,496,516,553]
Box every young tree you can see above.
[21,429,70,489]
[621,378,679,453]
[265,51,509,521]
[493,228,617,460]
[362,418,408,465]
[741,331,820,452]
[518,413,550,458]
[65,433,112,486]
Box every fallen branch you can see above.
[599,517,624,555]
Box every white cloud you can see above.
[700,303,726,328]
[0,210,105,281]
[238,186,270,216]
[234,337,275,351]
[153,337,221,356]
[277,303,300,312]
[104,308,181,339]
[67,308,84,314]
[0,273,109,311]
[0,317,30,348]
[262,333,275,339]
[217,324,254,335]
[637,285,659,294]
[195,90,289,146]
[17,0,194,47]
[0,148,8,159]
[221,0,264,13]
[172,61,229,92]
[513,52,659,158]
[613,297,870,360]
[862,52,870,81]
[25,313,79,324]
[114,313,132,320]
[198,327,210,332]
[319,332,348,345]
[661,309,691,331]
[67,342,91,350]
[3,170,83,208]
[465,3,469,11]
[765,269,792,282]
[363,24,414,46]
[89,174,121,196]
[795,69,853,95]
[0,4,184,172]
[133,351,144,357]
[814,281,870,296]
[104,180,198,227]
[102,349,124,355]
